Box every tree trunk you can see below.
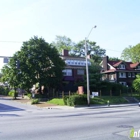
[14,87,17,100]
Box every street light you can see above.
[85,25,97,106]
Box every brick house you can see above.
[60,50,91,91]
[100,56,140,87]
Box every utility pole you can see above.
[85,25,97,106]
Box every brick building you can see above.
[100,56,140,87]
[60,50,91,92]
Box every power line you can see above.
[0,41,122,53]
[0,41,23,43]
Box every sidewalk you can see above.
[0,95,139,110]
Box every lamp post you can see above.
[85,26,97,106]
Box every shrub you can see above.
[27,93,32,99]
[66,94,87,106]
[0,86,9,95]
[31,99,39,104]
[34,94,43,99]
[8,90,18,97]
[63,95,69,105]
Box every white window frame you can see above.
[119,82,126,86]
[118,64,125,69]
[62,69,72,76]
[77,69,84,75]
[132,72,135,77]
[128,72,131,77]
[137,66,140,70]
[119,72,126,78]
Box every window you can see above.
[132,72,135,77]
[77,69,84,75]
[137,66,140,70]
[119,82,126,86]
[62,69,72,76]
[119,72,126,78]
[118,64,125,69]
[128,72,131,77]
[110,74,114,80]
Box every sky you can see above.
[0,0,140,69]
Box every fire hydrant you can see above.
[107,100,110,106]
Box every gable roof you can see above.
[107,60,140,71]
[130,62,140,68]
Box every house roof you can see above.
[108,60,140,70]
[112,61,123,67]
[102,69,116,73]
[130,62,139,68]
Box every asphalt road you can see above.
[0,98,140,140]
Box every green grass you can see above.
[47,96,128,106]
[47,98,65,106]
[90,96,128,105]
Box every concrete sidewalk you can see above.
[48,103,139,110]
[0,95,139,110]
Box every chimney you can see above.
[103,56,109,71]
[62,49,69,56]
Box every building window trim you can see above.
[119,72,126,78]
[62,69,72,76]
[77,69,84,75]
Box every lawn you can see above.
[47,96,128,106]
[47,98,65,106]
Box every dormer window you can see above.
[118,64,125,69]
[137,65,140,70]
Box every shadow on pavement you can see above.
[0,103,24,112]
[0,114,20,117]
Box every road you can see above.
[0,98,140,140]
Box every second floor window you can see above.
[132,72,135,77]
[77,69,84,75]
[128,72,131,77]
[118,64,125,69]
[137,66,140,70]
[62,69,72,76]
[119,72,126,78]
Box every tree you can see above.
[52,35,75,55]
[121,44,140,62]
[2,36,65,97]
[88,60,102,91]
[18,36,65,94]
[121,46,132,62]
[73,40,106,63]
[76,60,102,92]
[109,57,121,61]
[133,74,140,94]
[1,56,21,99]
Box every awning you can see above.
[63,76,74,81]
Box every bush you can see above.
[31,99,39,104]
[34,94,43,99]
[65,94,87,106]
[8,90,18,97]
[27,93,32,99]
[0,86,9,95]
[63,95,69,105]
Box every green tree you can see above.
[77,60,102,91]
[17,36,65,94]
[121,46,132,62]
[121,44,140,62]
[1,56,20,99]
[109,57,121,61]
[88,61,102,91]
[73,40,106,63]
[133,74,140,93]
[52,35,75,54]
[2,36,65,97]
